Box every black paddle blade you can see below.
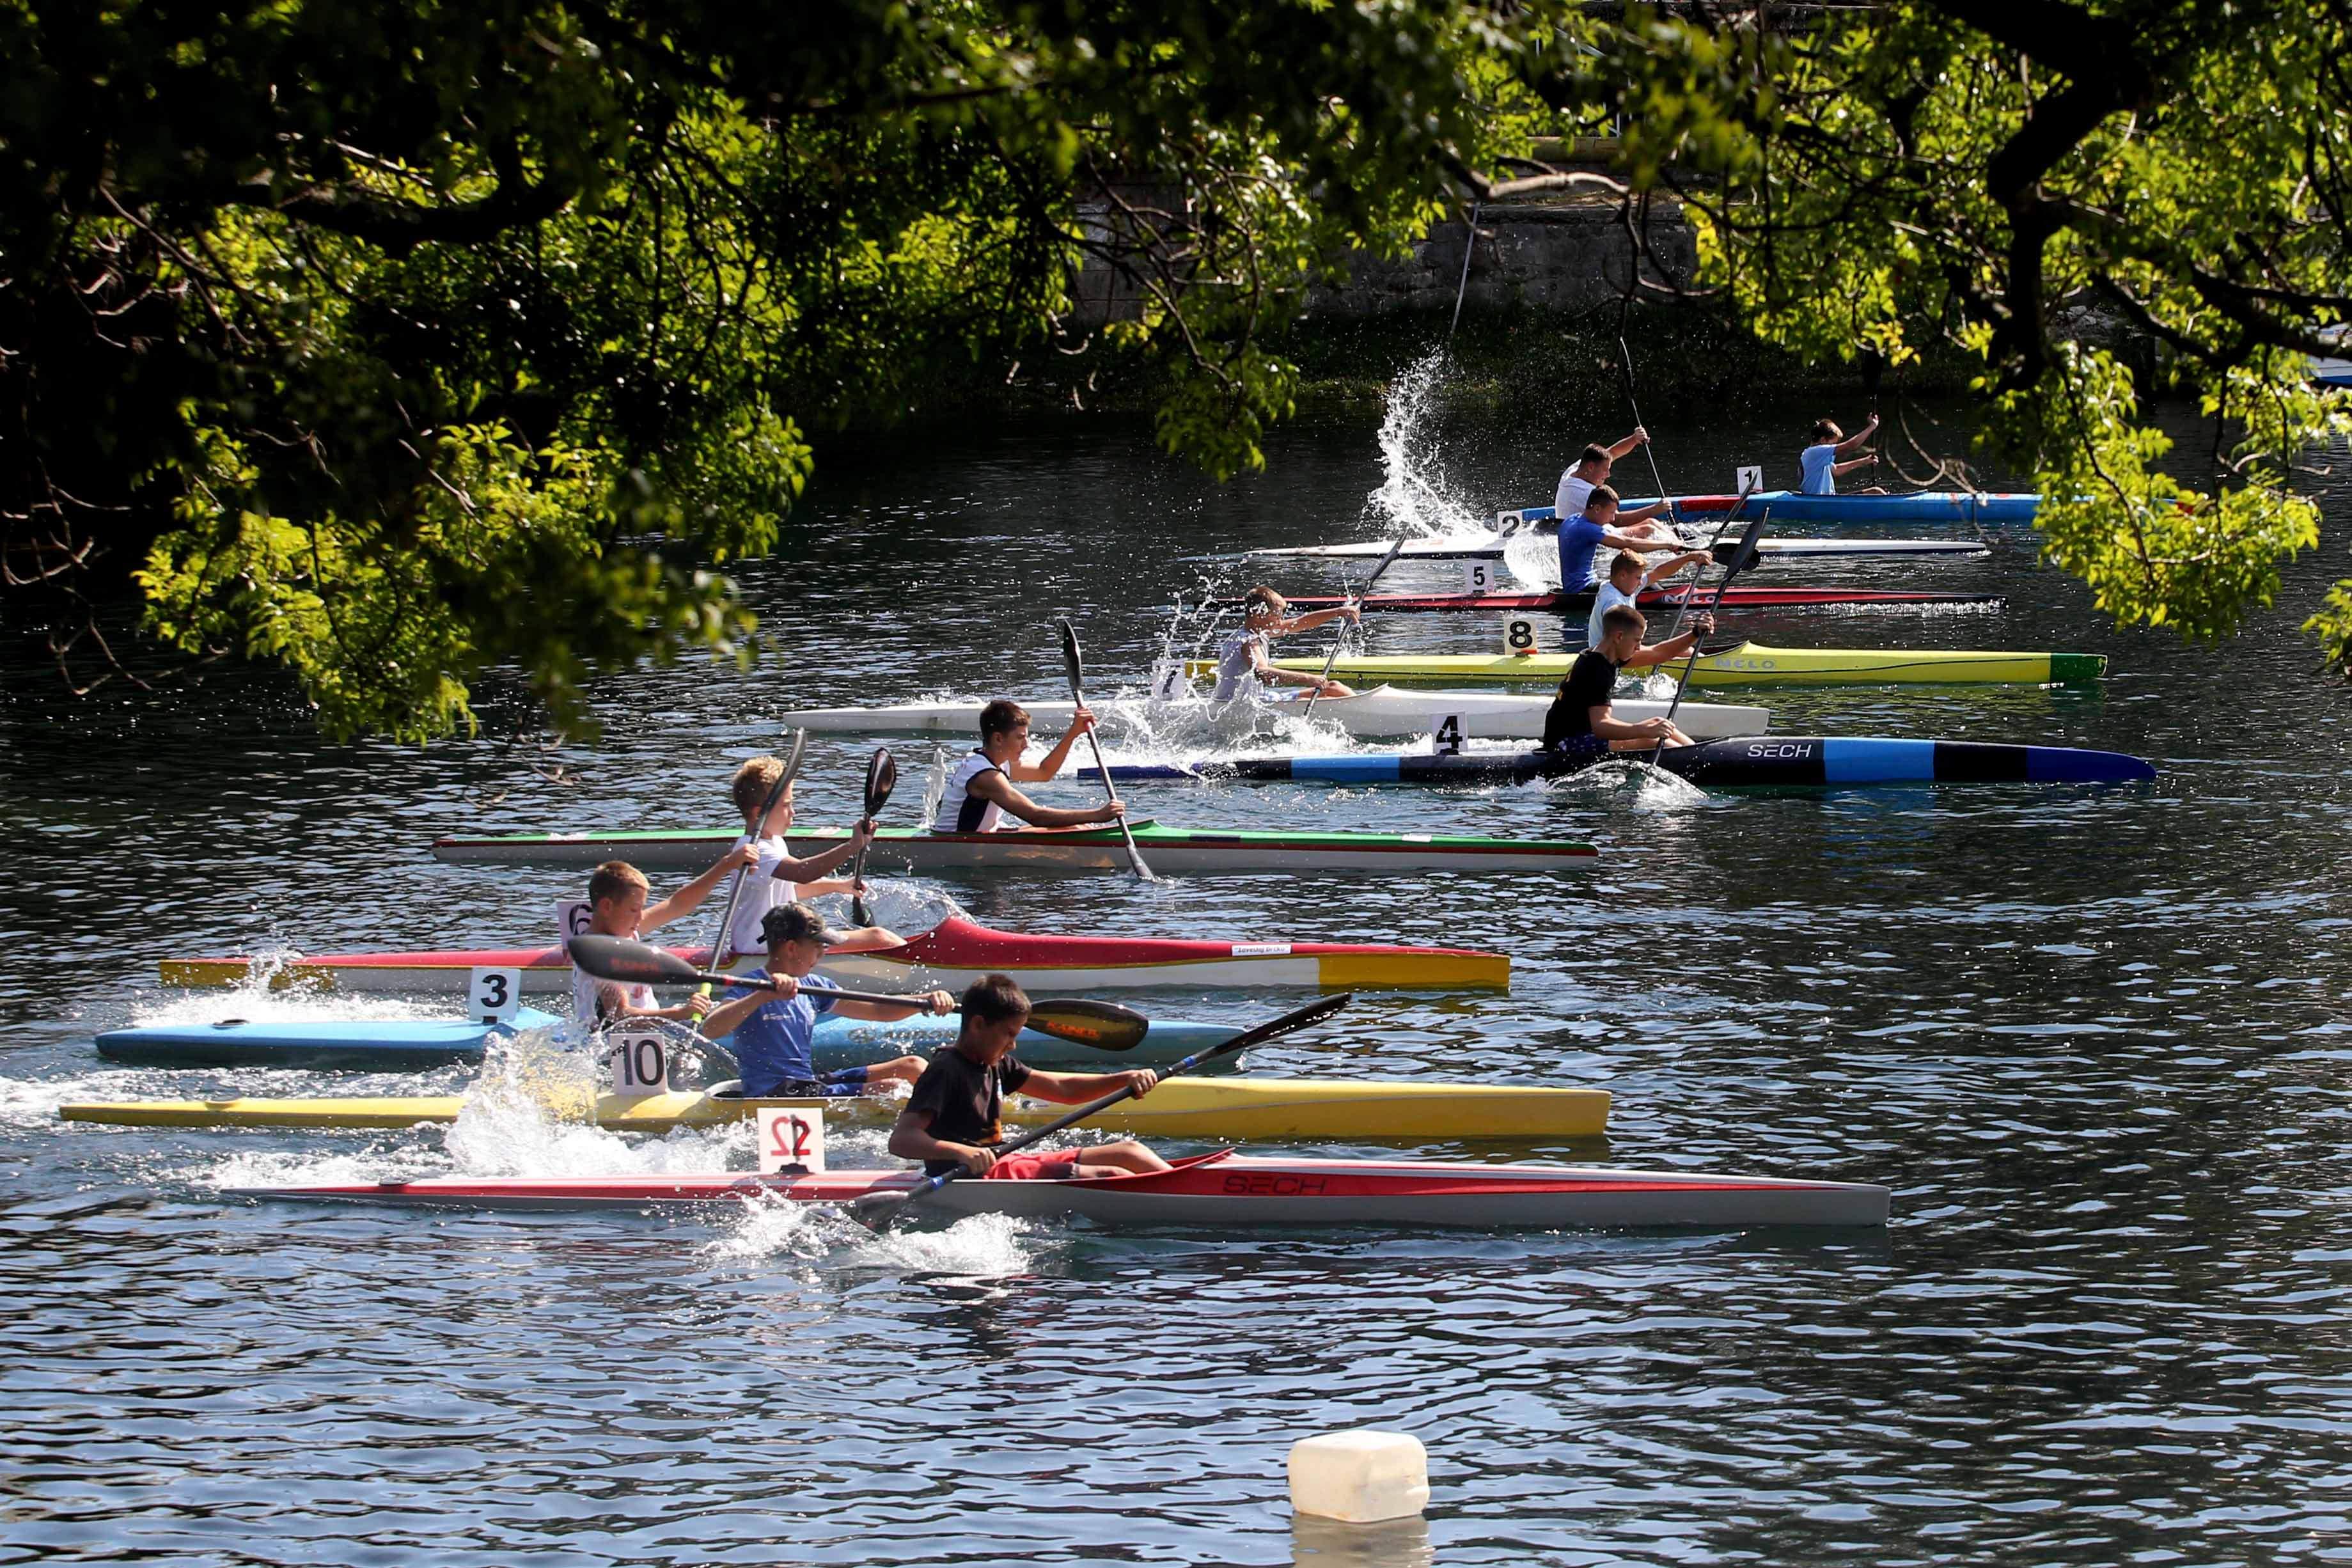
[1215,991,1351,1057]
[1056,616,1085,692]
[864,748,897,815]
[566,934,703,987]
[1719,513,1769,581]
[1022,998,1150,1052]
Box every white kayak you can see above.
[781,686,1769,742]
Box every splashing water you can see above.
[1539,757,1713,810]
[709,1199,1044,1277]
[1364,349,1488,540]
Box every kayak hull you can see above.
[236,1151,1888,1229]
[1207,642,2107,689]
[425,822,1599,875]
[1104,737,2158,789]
[159,915,1510,995]
[1505,491,2042,526]
[92,1009,1243,1071]
[1250,535,1989,562]
[783,687,1768,741]
[63,1078,1614,1140]
[1262,587,2007,615]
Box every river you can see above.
[3,367,2348,1566]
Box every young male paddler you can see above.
[1211,586,1359,700]
[700,905,953,1099]
[931,700,1131,833]
[1551,428,1675,536]
[570,854,755,1028]
[1541,603,1717,759]
[726,756,901,959]
[888,973,1170,1180]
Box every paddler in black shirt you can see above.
[1540,603,1716,759]
[888,973,1173,1180]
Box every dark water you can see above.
[4,375,2350,1567]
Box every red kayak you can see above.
[237,1149,1892,1228]
[161,915,1510,994]
[1234,586,2004,615]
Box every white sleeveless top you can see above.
[1212,631,1266,701]
[724,832,806,959]
[932,751,1008,833]
[570,963,654,1029]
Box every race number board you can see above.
[757,1106,827,1173]
[468,966,523,1024]
[608,1030,670,1095]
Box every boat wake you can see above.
[1538,758,1713,809]
[707,1195,1044,1277]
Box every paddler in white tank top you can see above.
[932,699,1130,834]
[723,756,904,962]
[1211,586,1359,702]
[569,855,753,1029]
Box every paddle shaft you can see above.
[863,991,1351,1220]
[1658,506,1769,737]
[1660,476,1763,641]
[1617,334,1676,533]
[1302,536,1405,719]
[849,749,895,927]
[1056,618,1151,880]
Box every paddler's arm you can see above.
[833,989,955,1023]
[763,819,875,883]
[1618,613,1715,670]
[697,978,790,1039]
[888,1107,996,1175]
[1642,549,1711,586]
[601,980,717,1026]
[1008,707,1097,781]
[1271,606,1360,637]
[1010,1067,1160,1102]
[638,843,760,932]
[966,767,1125,827]
[1587,706,1682,742]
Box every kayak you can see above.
[427,820,1599,875]
[1100,737,2158,788]
[1250,535,1989,562]
[161,916,1510,994]
[1200,642,2107,689]
[61,1078,1615,1140]
[234,1148,1890,1228]
[782,687,1769,741]
[1496,492,2042,526]
[91,1007,1246,1071]
[1253,586,2007,615]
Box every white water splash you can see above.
[1540,757,1713,810]
[1364,349,1487,540]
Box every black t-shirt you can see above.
[1541,649,1624,748]
[904,1046,1033,1174]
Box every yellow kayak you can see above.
[58,1078,1610,1140]
[1194,641,2106,689]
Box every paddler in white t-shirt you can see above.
[1550,431,1677,542]
[725,757,902,961]
[1585,545,1714,644]
[1211,586,1359,701]
[932,699,1129,833]
[570,855,754,1028]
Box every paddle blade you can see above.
[863,748,898,815]
[1023,998,1150,1052]
[1056,616,1085,694]
[1718,513,1768,581]
[845,1187,913,1229]
[1211,991,1351,1059]
[566,934,703,987]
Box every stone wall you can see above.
[1303,200,1697,320]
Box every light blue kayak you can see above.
[1512,490,2041,526]
[94,1008,1240,1071]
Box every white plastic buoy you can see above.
[1287,1429,1429,1523]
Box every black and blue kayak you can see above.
[1099,737,2156,790]
[94,1008,1243,1071]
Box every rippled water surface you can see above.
[4,377,2350,1567]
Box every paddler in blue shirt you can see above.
[888,973,1170,1180]
[1556,486,1693,594]
[932,700,1131,833]
[700,905,955,1099]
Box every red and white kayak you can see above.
[238,1149,1891,1228]
[160,915,1510,994]
[1255,586,2005,615]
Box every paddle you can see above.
[1658,472,1763,641]
[1651,509,1769,762]
[1861,347,1885,490]
[1617,333,1677,533]
[848,748,895,928]
[1055,616,1154,881]
[707,728,808,970]
[1302,534,1406,721]
[847,991,1353,1227]
[567,934,1151,1051]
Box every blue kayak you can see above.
[1509,490,2041,526]
[95,1008,1242,1070]
[1100,737,2156,789]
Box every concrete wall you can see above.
[1303,201,1697,320]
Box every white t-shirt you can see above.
[1586,581,1639,645]
[571,946,654,1028]
[723,833,808,959]
[1555,471,1596,522]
